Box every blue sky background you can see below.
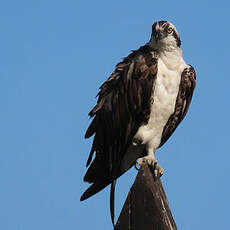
[1,0,230,229]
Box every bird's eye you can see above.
[167,28,173,34]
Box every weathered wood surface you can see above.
[114,164,177,230]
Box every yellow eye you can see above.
[167,28,173,34]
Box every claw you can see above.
[136,156,164,179]
[134,162,140,171]
[154,163,164,179]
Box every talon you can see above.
[132,138,142,146]
[153,161,158,168]
[136,156,157,166]
[135,162,140,170]
[136,156,164,179]
[153,164,164,179]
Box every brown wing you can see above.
[159,65,196,147]
[81,45,158,201]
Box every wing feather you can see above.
[159,65,196,147]
[81,45,158,200]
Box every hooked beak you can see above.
[155,31,165,42]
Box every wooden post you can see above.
[114,163,177,230]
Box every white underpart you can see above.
[134,46,188,157]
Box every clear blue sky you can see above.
[1,0,230,229]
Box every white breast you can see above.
[134,51,187,153]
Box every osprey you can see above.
[81,21,196,224]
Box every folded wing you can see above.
[159,65,196,147]
[81,46,158,201]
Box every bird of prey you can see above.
[81,21,196,224]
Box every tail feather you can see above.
[110,180,116,226]
[85,117,97,138]
[82,146,145,199]
[80,180,111,201]
[84,158,107,183]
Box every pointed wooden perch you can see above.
[114,163,177,230]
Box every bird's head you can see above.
[149,21,181,51]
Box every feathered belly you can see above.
[134,68,181,151]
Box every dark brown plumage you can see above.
[81,45,158,201]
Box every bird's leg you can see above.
[136,149,163,178]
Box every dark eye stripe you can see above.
[172,30,181,47]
